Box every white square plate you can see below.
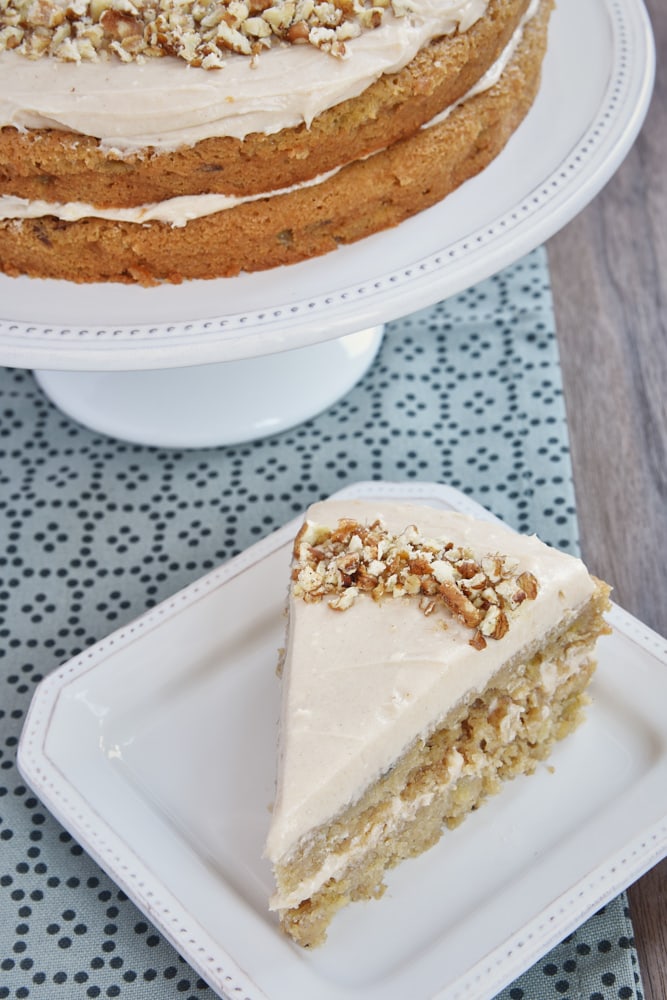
[18,481,667,1000]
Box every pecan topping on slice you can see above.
[291,515,540,649]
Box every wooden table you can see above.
[548,0,666,994]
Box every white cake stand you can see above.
[0,0,654,446]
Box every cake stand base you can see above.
[33,326,384,448]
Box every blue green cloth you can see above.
[0,247,643,999]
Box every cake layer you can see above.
[0,0,527,207]
[0,0,552,284]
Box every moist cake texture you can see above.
[265,499,611,946]
[0,0,553,284]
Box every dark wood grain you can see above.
[547,0,666,995]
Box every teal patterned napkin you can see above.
[0,247,642,999]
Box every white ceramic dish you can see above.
[0,0,655,371]
[18,481,667,1000]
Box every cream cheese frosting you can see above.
[0,0,488,151]
[265,499,595,869]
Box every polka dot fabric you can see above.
[0,247,642,999]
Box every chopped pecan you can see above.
[517,571,539,600]
[0,0,407,64]
[469,631,487,651]
[99,9,143,42]
[290,515,541,649]
[438,581,484,629]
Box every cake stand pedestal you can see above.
[33,326,384,448]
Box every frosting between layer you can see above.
[0,0,488,151]
[0,171,337,227]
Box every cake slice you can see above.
[265,499,611,946]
